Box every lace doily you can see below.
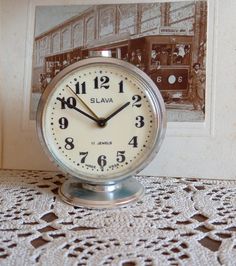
[0,170,236,265]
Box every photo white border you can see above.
[22,0,216,138]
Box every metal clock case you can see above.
[37,57,166,208]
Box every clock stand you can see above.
[59,176,145,208]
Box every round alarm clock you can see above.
[37,55,166,208]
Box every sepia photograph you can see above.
[31,1,207,122]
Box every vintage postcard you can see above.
[31,1,207,122]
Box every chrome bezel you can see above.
[36,57,166,185]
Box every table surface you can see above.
[0,170,236,266]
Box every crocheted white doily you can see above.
[0,170,235,266]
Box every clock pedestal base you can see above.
[59,177,144,208]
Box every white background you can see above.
[1,0,236,179]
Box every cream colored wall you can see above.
[1,0,53,170]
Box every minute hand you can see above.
[66,85,99,120]
[103,102,130,123]
[56,97,98,123]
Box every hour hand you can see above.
[56,97,98,123]
[98,102,130,126]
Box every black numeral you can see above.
[119,80,124,93]
[116,151,126,163]
[128,136,138,148]
[79,152,88,163]
[97,155,107,167]
[60,97,76,109]
[132,95,142,108]
[94,76,110,89]
[59,117,68,129]
[75,81,86,94]
[65,137,74,150]
[135,116,145,128]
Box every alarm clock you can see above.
[37,55,166,208]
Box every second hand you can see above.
[66,85,100,120]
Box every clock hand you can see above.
[56,97,98,123]
[66,85,100,120]
[98,102,130,126]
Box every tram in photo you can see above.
[85,35,193,102]
[40,35,193,103]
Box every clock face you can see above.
[38,58,166,183]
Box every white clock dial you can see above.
[38,58,166,184]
